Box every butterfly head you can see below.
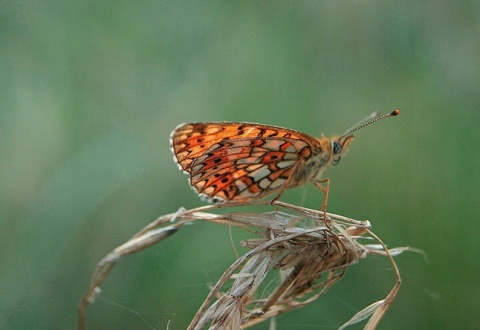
[331,134,354,165]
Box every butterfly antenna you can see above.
[341,109,400,139]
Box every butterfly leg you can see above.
[312,178,330,224]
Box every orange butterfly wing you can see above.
[170,122,322,203]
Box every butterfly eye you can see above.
[332,141,342,155]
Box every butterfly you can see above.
[170,110,399,204]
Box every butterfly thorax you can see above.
[289,136,332,186]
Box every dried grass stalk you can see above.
[78,201,407,330]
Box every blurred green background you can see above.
[1,1,479,329]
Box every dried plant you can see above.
[78,201,409,330]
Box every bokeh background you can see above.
[1,1,479,329]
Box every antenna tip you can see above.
[390,109,400,116]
